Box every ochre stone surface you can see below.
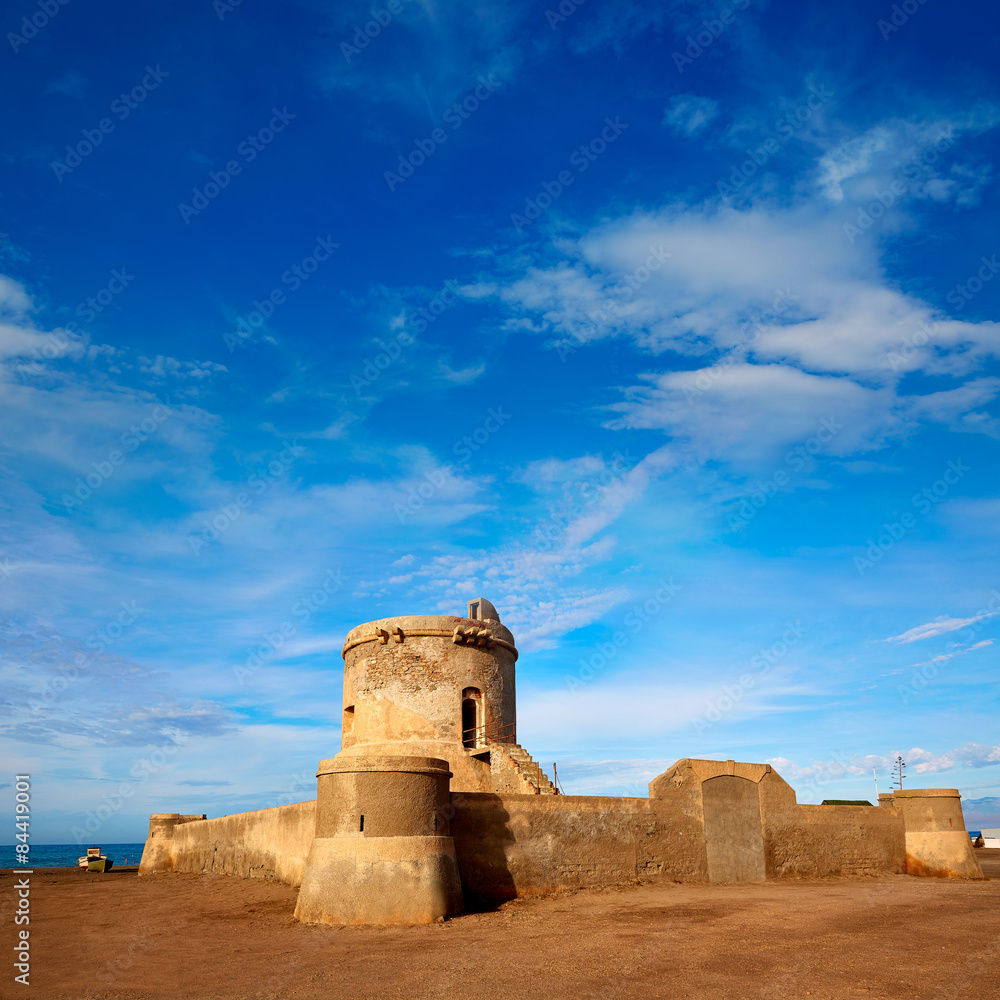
[141,802,315,885]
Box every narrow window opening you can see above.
[359,814,364,832]
[462,687,482,749]
[343,705,355,734]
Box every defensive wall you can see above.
[140,597,983,924]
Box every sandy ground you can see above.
[4,851,999,1000]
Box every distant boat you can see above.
[77,847,113,873]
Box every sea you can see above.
[2,843,146,868]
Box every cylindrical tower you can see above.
[883,788,984,878]
[294,755,463,925]
[338,598,516,791]
[294,598,515,925]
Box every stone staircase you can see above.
[489,741,558,795]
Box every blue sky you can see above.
[2,0,999,844]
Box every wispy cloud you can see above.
[886,613,1000,644]
[662,95,719,136]
[767,743,1000,781]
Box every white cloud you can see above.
[474,168,1000,475]
[886,612,1000,644]
[906,639,993,671]
[437,359,486,383]
[494,203,1000,379]
[610,364,904,470]
[816,111,999,205]
[766,744,1000,783]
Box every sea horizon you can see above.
[3,844,146,868]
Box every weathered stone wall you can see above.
[764,804,906,877]
[140,758,966,912]
[450,792,707,904]
[449,761,910,904]
[167,800,316,885]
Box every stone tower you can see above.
[337,597,516,791]
[295,597,556,926]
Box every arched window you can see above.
[462,687,482,749]
[342,705,355,735]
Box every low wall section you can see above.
[451,792,705,903]
[764,803,905,877]
[159,801,317,886]
[450,778,906,904]
[142,759,958,902]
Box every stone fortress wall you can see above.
[141,598,984,923]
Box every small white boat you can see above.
[77,847,113,872]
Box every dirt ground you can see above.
[4,851,999,1000]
